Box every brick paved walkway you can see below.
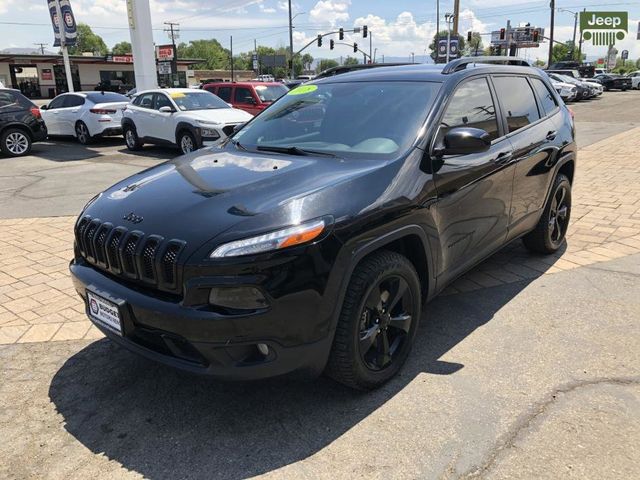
[1,127,640,344]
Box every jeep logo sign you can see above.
[580,11,628,46]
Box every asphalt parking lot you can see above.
[1,91,639,479]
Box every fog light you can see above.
[208,286,268,310]
[257,343,269,356]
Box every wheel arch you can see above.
[1,123,33,141]
[175,122,200,146]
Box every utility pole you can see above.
[34,43,47,55]
[436,0,440,53]
[445,13,454,63]
[164,21,179,86]
[369,32,372,64]
[230,36,234,82]
[578,8,585,60]
[548,0,555,68]
[288,0,294,79]
[571,12,578,59]
[453,0,460,36]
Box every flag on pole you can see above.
[47,0,78,47]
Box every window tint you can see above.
[64,95,85,108]
[155,94,173,110]
[86,92,128,103]
[492,76,541,133]
[531,78,558,115]
[48,95,67,110]
[440,77,500,142]
[0,91,19,110]
[135,92,155,109]
[217,86,232,102]
[234,87,254,104]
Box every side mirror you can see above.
[158,106,174,113]
[40,104,48,110]
[437,127,491,156]
[245,97,257,105]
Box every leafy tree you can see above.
[177,39,230,70]
[112,41,132,55]
[534,59,545,67]
[317,59,339,73]
[465,32,483,56]
[301,53,314,72]
[551,42,580,63]
[343,56,359,65]
[428,30,466,62]
[67,23,108,56]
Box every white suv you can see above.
[122,88,252,154]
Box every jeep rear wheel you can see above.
[326,250,421,390]
[1,128,31,157]
[523,173,572,254]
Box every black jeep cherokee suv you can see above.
[70,58,576,390]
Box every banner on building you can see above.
[47,0,78,47]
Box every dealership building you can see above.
[0,52,201,98]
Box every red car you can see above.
[202,82,289,115]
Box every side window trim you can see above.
[530,76,560,117]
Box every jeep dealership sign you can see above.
[580,11,628,46]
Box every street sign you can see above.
[621,50,629,60]
[491,27,543,48]
[252,53,258,71]
[157,61,172,75]
[580,11,628,46]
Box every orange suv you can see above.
[202,82,289,115]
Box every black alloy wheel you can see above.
[358,275,414,371]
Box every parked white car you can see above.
[627,71,640,89]
[580,78,604,95]
[551,81,578,102]
[122,88,253,154]
[40,91,129,144]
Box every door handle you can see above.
[546,130,557,141]
[495,151,514,165]
[71,109,79,113]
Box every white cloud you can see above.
[309,0,351,28]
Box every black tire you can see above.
[325,250,421,390]
[0,127,32,157]
[124,125,143,151]
[522,173,572,254]
[178,130,197,154]
[75,121,92,145]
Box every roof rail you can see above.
[442,56,531,74]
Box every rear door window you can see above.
[47,95,67,110]
[492,76,541,133]
[0,91,21,112]
[217,86,232,102]
[63,95,85,108]
[440,77,500,142]
[530,78,558,116]
[234,87,255,104]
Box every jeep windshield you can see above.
[233,81,441,160]
[171,91,230,111]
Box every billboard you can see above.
[580,11,628,46]
[156,45,175,61]
[47,0,78,47]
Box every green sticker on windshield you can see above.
[288,85,318,95]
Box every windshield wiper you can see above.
[256,145,337,157]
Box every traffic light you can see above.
[362,25,368,38]
[499,28,506,40]
[467,31,472,42]
[353,43,358,53]
[339,28,344,40]
[330,39,335,50]
[533,30,539,42]
[317,34,322,47]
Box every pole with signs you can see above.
[47,0,76,92]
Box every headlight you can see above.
[200,128,220,138]
[210,219,326,258]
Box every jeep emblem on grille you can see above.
[123,212,144,224]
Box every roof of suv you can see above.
[314,61,543,84]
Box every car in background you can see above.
[295,74,315,81]
[593,74,632,91]
[95,80,131,94]
[547,73,592,100]
[41,91,130,144]
[121,88,252,154]
[594,68,607,75]
[550,80,577,102]
[202,82,289,115]
[627,71,640,89]
[0,88,47,157]
[579,78,603,96]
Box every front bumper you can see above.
[70,259,334,380]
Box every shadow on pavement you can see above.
[48,253,556,479]
[30,137,175,162]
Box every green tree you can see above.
[551,42,580,64]
[317,59,339,72]
[112,41,132,55]
[534,59,545,67]
[177,39,230,70]
[301,53,314,72]
[636,58,640,69]
[428,30,466,62]
[343,56,359,65]
[67,23,108,55]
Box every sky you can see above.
[0,0,639,63]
